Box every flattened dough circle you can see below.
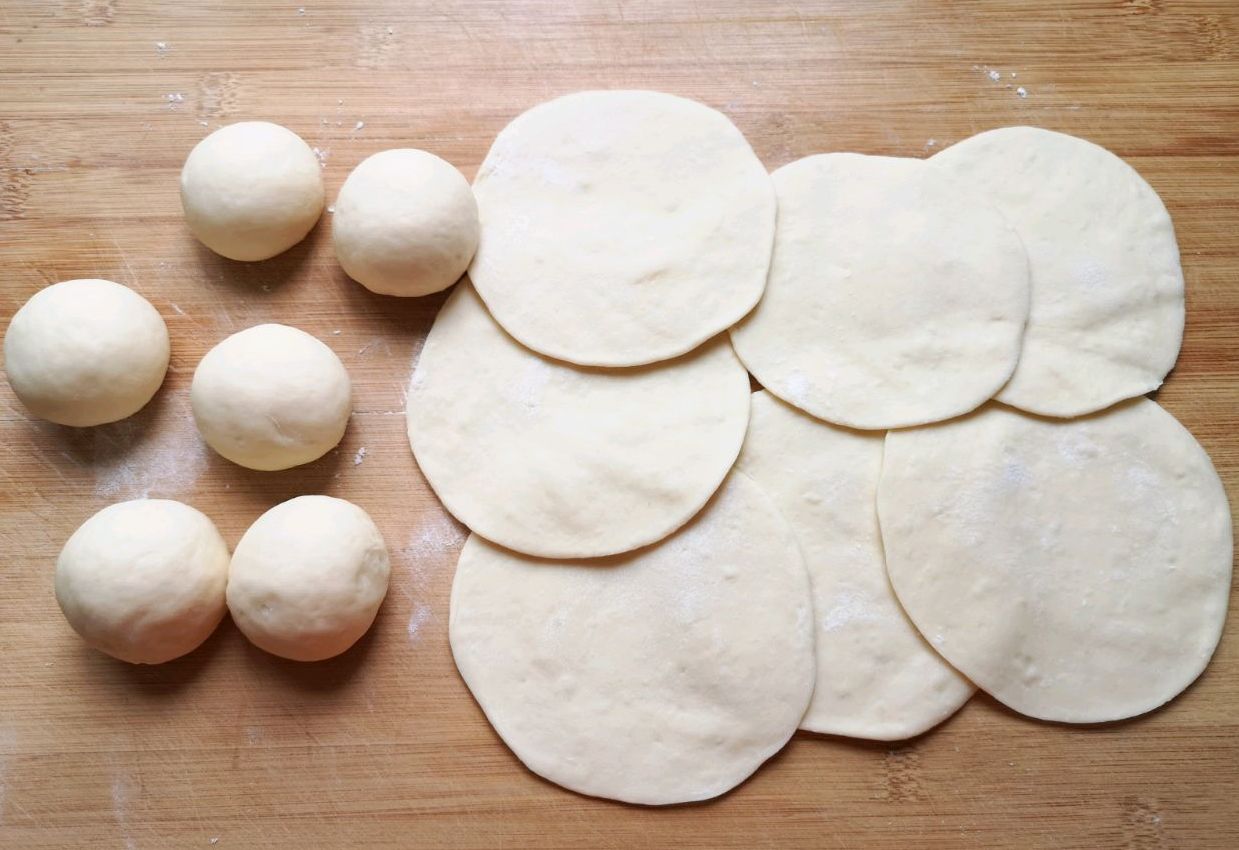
[730,153,1030,430]
[932,126,1185,417]
[736,391,974,739]
[469,90,775,367]
[878,399,1231,723]
[406,284,751,559]
[449,472,815,805]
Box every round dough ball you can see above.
[55,499,230,664]
[878,400,1232,723]
[181,121,325,262]
[227,495,390,662]
[729,154,1030,430]
[407,283,750,559]
[469,90,776,367]
[932,126,1185,417]
[4,279,170,427]
[191,324,351,471]
[333,149,479,297]
[450,472,815,805]
[736,391,974,739]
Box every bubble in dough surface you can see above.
[4,279,170,427]
[226,495,391,662]
[333,148,479,297]
[190,323,352,471]
[55,499,230,664]
[180,121,325,262]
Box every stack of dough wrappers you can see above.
[405,90,1233,806]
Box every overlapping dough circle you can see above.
[406,283,751,559]
[736,391,974,739]
[932,126,1185,418]
[469,89,776,367]
[729,153,1030,430]
[449,472,815,805]
[878,399,1231,723]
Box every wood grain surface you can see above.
[1,1,1237,848]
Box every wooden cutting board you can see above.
[1,1,1237,847]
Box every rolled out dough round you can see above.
[469,89,775,367]
[729,153,1030,430]
[449,472,815,805]
[932,126,1185,417]
[736,391,974,739]
[878,399,1231,723]
[406,283,750,559]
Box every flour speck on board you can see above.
[353,446,367,466]
[1016,86,1028,98]
[93,403,208,500]
[407,602,432,643]
[354,120,365,131]
[311,146,328,167]
[987,70,1001,81]
[155,41,169,58]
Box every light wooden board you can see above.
[1,1,1238,847]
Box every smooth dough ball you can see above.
[181,121,325,262]
[729,154,1030,430]
[333,149,479,297]
[932,126,1185,417]
[191,324,351,471]
[55,499,230,664]
[736,391,974,739]
[227,495,391,662]
[450,472,814,805]
[879,399,1232,723]
[469,90,775,367]
[4,279,170,427]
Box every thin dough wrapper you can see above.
[729,153,1029,430]
[449,472,815,805]
[469,90,775,367]
[736,391,974,739]
[932,126,1185,417]
[406,284,751,559]
[878,400,1231,723]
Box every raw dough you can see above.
[736,391,974,739]
[469,90,775,367]
[932,126,1185,417]
[191,323,352,471]
[181,121,325,262]
[55,499,229,664]
[332,148,479,297]
[4,279,170,427]
[450,472,814,805]
[878,399,1231,723]
[227,495,390,662]
[406,284,750,559]
[729,154,1029,430]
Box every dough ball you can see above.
[932,126,1185,417]
[4,279,170,427]
[191,324,351,471]
[450,472,814,805]
[55,499,230,664]
[469,90,775,367]
[729,154,1030,430]
[407,283,750,559]
[736,391,974,739]
[333,149,479,297]
[879,400,1232,723]
[181,121,325,262]
[227,495,391,662]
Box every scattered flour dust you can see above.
[111,771,138,850]
[406,603,432,643]
[93,399,207,500]
[399,512,466,643]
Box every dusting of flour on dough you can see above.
[822,587,878,632]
